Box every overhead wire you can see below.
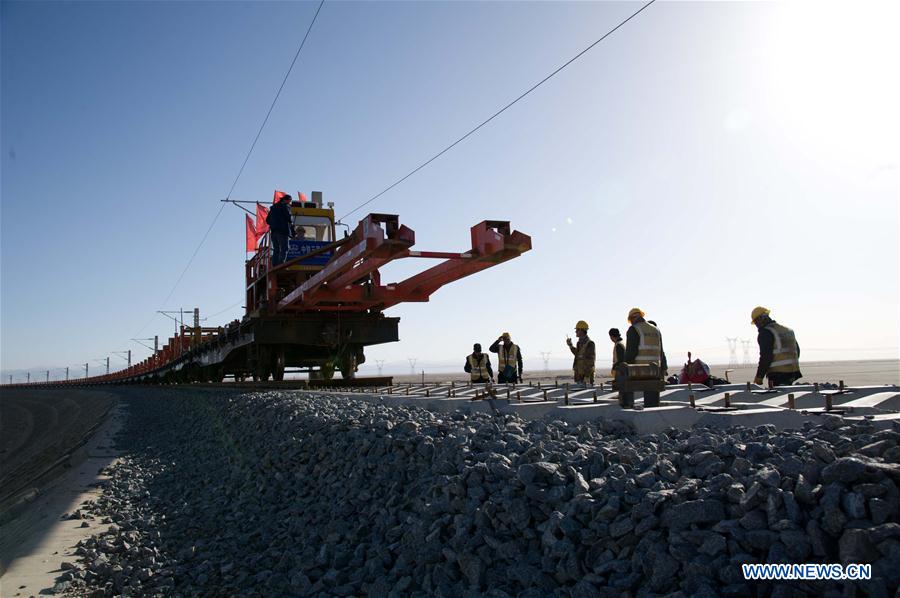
[129,0,326,343]
[339,0,656,222]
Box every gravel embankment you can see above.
[57,390,900,596]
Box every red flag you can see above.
[299,192,308,202]
[256,202,269,235]
[273,189,288,204]
[245,215,258,251]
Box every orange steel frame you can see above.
[260,213,532,312]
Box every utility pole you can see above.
[740,339,752,366]
[46,370,50,383]
[27,372,30,384]
[375,359,385,376]
[106,357,110,375]
[84,363,89,378]
[725,337,738,367]
[408,358,417,376]
[540,351,551,373]
[8,375,12,385]
[66,367,69,381]
[113,350,132,367]
[158,309,192,336]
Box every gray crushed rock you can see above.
[56,390,900,596]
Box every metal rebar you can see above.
[788,393,795,409]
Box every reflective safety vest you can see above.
[467,353,491,381]
[498,343,519,369]
[633,321,662,365]
[611,341,625,376]
[765,322,799,373]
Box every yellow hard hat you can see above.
[627,308,645,321]
[750,306,770,324]
[575,320,589,330]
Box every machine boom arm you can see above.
[277,214,531,312]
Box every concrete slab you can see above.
[316,382,900,435]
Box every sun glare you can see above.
[763,0,899,184]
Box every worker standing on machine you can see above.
[266,193,294,267]
[608,328,626,378]
[490,332,523,384]
[567,320,596,384]
[751,306,802,386]
[464,343,494,383]
[621,308,665,408]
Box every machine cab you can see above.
[285,192,336,270]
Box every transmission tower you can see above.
[375,359,385,376]
[407,358,417,376]
[540,351,551,373]
[725,337,739,367]
[740,339,752,365]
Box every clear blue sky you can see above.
[2,1,897,380]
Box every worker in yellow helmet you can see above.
[621,308,666,408]
[751,307,801,386]
[566,320,596,384]
[490,332,523,384]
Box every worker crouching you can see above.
[567,320,596,384]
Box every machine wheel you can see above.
[211,367,225,383]
[339,353,357,380]
[320,362,335,381]
[271,349,285,382]
[340,346,366,380]
[253,366,271,382]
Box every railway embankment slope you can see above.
[51,389,900,595]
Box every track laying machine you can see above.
[48,191,531,385]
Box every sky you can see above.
[1,0,898,381]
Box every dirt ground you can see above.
[0,389,117,512]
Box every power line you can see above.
[208,299,244,319]
[339,0,656,221]
[224,0,326,202]
[133,0,326,337]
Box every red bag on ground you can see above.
[679,352,711,384]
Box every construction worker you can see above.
[567,321,596,384]
[464,343,494,383]
[608,328,625,377]
[620,308,665,408]
[751,306,802,386]
[266,193,294,267]
[646,320,668,377]
[490,332,523,384]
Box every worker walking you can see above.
[490,332,523,384]
[751,306,801,386]
[567,321,596,384]
[608,328,625,378]
[464,343,494,383]
[620,308,666,408]
[266,193,294,267]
